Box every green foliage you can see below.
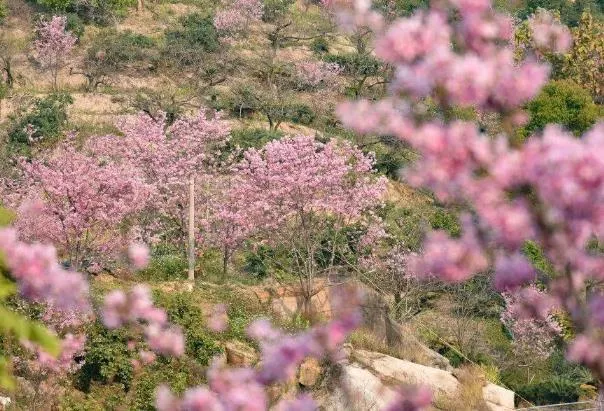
[286,103,315,125]
[373,0,429,17]
[8,92,73,148]
[86,30,156,75]
[429,208,461,238]
[0,0,7,23]
[243,245,275,278]
[131,358,204,411]
[310,37,329,54]
[515,377,581,405]
[138,253,188,281]
[563,12,604,103]
[323,53,381,77]
[163,13,219,67]
[261,0,295,22]
[523,240,556,277]
[451,275,504,319]
[153,291,223,364]
[231,127,284,149]
[66,13,86,39]
[522,80,601,138]
[516,0,603,26]
[77,322,135,392]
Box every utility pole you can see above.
[188,176,195,282]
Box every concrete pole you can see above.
[188,176,195,282]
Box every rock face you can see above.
[353,350,460,400]
[224,341,257,366]
[316,348,515,411]
[298,358,322,387]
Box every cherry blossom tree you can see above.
[33,16,77,91]
[501,287,562,382]
[15,139,153,270]
[89,110,232,250]
[337,0,604,395]
[216,135,387,313]
[293,60,343,91]
[213,0,263,34]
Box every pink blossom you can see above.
[529,9,572,54]
[383,386,432,411]
[128,243,150,269]
[0,228,90,312]
[208,304,228,333]
[33,16,77,89]
[214,0,263,33]
[409,224,488,282]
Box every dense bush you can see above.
[243,245,275,278]
[230,127,283,149]
[138,253,188,281]
[153,291,223,364]
[65,13,85,39]
[261,0,295,22]
[522,80,601,138]
[77,322,135,392]
[310,37,329,54]
[163,13,220,67]
[286,103,315,125]
[516,0,602,26]
[515,377,581,405]
[323,53,381,77]
[8,92,73,147]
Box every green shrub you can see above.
[243,245,275,279]
[286,103,315,125]
[166,13,219,53]
[323,53,381,77]
[77,322,135,392]
[429,208,461,237]
[522,80,601,139]
[515,377,580,405]
[139,254,187,281]
[261,0,294,22]
[310,37,329,54]
[0,0,7,22]
[8,92,73,148]
[66,13,85,39]
[231,127,283,149]
[86,30,156,75]
[131,358,204,411]
[153,291,223,363]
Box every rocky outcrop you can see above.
[316,347,515,411]
[298,358,322,387]
[224,341,257,366]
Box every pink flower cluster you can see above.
[102,285,184,357]
[33,16,77,87]
[0,228,90,312]
[294,61,343,90]
[15,140,153,268]
[337,0,604,381]
[371,4,548,111]
[501,288,562,360]
[89,110,232,243]
[529,9,572,54]
[214,0,263,33]
[220,135,386,238]
[35,333,86,374]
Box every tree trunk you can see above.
[222,246,230,282]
